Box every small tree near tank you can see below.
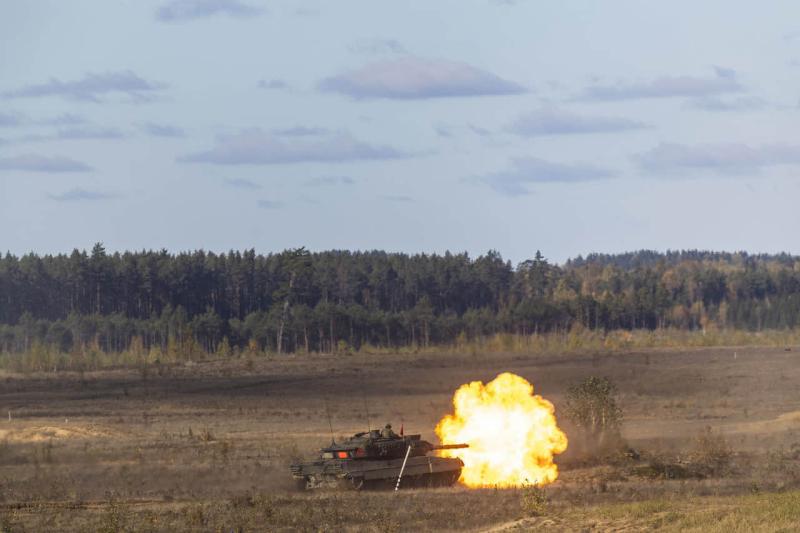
[564,376,623,451]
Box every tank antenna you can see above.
[324,397,335,444]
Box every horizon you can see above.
[3,243,799,268]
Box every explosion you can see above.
[435,372,567,487]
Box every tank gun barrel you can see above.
[432,443,469,450]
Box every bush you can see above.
[689,426,732,477]
[520,485,548,517]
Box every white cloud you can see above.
[179,128,406,165]
[156,0,262,22]
[348,39,407,55]
[579,67,742,101]
[257,199,283,209]
[224,177,260,189]
[507,108,646,136]
[636,142,800,175]
[0,154,93,172]
[319,57,526,99]
[49,188,115,201]
[305,176,354,186]
[684,96,767,112]
[476,157,613,196]
[257,79,290,90]
[142,123,186,138]
[0,113,24,127]
[3,71,166,103]
[383,194,414,202]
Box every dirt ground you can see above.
[1,345,800,531]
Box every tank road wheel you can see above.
[431,473,448,488]
[395,475,416,490]
[447,471,461,486]
[424,471,460,488]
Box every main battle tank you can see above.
[290,425,468,490]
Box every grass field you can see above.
[1,345,800,531]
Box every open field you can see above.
[1,345,800,531]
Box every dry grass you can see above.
[0,344,799,531]
[547,490,800,532]
[4,326,800,374]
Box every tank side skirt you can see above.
[347,457,462,481]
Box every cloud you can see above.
[290,7,318,18]
[179,128,406,165]
[0,154,93,172]
[257,199,283,209]
[507,107,646,136]
[142,122,186,137]
[475,157,613,196]
[468,123,491,137]
[305,176,355,186]
[348,39,407,55]
[0,113,23,127]
[684,96,767,112]
[433,121,494,138]
[9,127,124,144]
[635,142,800,175]
[434,124,453,138]
[713,66,737,79]
[296,194,320,205]
[0,112,88,128]
[273,126,328,137]
[49,188,114,202]
[224,177,260,189]
[3,71,166,103]
[56,127,125,140]
[38,113,87,126]
[785,31,800,42]
[258,79,290,90]
[578,67,742,101]
[383,194,413,202]
[435,122,494,138]
[319,56,526,99]
[156,0,262,22]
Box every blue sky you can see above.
[2,0,800,263]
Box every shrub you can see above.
[520,485,548,517]
[199,427,215,442]
[689,426,732,477]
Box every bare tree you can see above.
[564,376,623,450]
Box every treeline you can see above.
[2,245,800,356]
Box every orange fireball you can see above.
[435,372,567,487]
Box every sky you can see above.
[2,0,800,264]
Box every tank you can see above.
[290,425,468,490]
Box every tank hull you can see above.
[291,455,463,490]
